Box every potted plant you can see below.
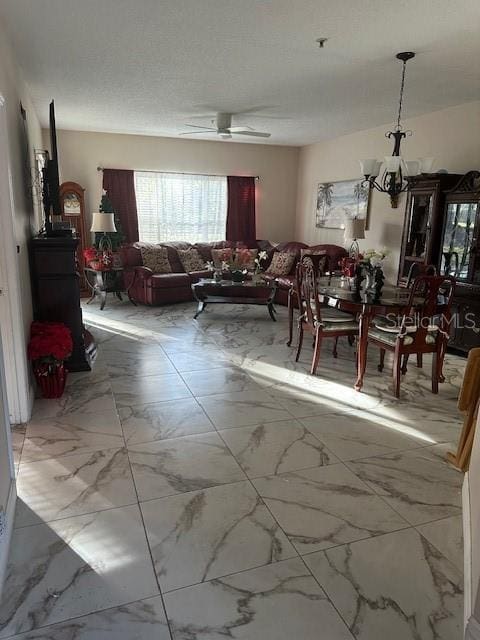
[27,322,73,398]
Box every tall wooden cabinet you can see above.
[398,171,480,356]
[440,172,480,355]
[30,237,92,371]
[398,173,461,286]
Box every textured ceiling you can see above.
[1,0,479,146]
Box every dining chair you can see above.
[295,256,359,375]
[406,262,437,288]
[287,252,354,347]
[368,275,455,398]
[405,263,437,371]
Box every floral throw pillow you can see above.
[235,248,258,270]
[139,245,172,273]
[177,248,206,273]
[265,251,296,276]
[211,248,232,268]
[300,249,328,274]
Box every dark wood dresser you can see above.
[30,236,92,371]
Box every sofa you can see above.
[119,240,347,307]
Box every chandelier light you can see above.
[360,52,435,208]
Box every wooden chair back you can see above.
[406,262,437,288]
[298,256,323,328]
[400,275,456,347]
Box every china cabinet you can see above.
[440,171,480,355]
[398,173,461,285]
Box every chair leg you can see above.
[417,353,423,368]
[432,349,440,394]
[401,354,409,375]
[378,348,385,372]
[311,330,323,375]
[295,324,304,362]
[393,349,402,398]
[287,290,294,347]
[332,336,339,358]
[347,334,355,347]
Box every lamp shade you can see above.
[384,156,402,173]
[344,218,365,240]
[90,212,116,233]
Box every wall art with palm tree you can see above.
[315,179,370,229]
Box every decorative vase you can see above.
[373,266,385,298]
[33,362,67,399]
[230,269,245,283]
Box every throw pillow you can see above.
[139,245,172,273]
[211,248,233,268]
[300,249,328,274]
[234,248,258,270]
[265,251,296,276]
[177,248,206,273]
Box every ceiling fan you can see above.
[180,112,271,139]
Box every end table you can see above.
[85,267,136,310]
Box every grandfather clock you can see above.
[58,181,89,295]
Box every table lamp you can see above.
[90,212,116,251]
[344,218,365,259]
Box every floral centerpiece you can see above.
[27,322,73,398]
[83,247,113,271]
[356,248,389,296]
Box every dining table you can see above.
[316,276,441,392]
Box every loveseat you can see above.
[119,240,347,307]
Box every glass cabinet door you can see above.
[441,202,479,281]
[400,192,433,281]
[405,193,432,258]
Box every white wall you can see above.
[50,129,300,242]
[0,16,41,595]
[0,17,43,422]
[295,101,480,282]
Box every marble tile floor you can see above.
[1,299,466,639]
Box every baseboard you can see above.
[0,480,16,599]
[466,616,480,640]
[464,474,472,625]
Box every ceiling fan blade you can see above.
[184,124,216,130]
[179,130,215,136]
[228,126,253,132]
[233,131,271,138]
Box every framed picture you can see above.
[315,179,371,230]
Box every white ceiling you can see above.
[1,0,479,146]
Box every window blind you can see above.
[134,171,227,243]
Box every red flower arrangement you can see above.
[28,322,73,364]
[83,247,113,271]
[340,256,363,278]
[28,322,73,398]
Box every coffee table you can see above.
[192,279,277,321]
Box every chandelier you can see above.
[360,52,434,208]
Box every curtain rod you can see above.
[96,166,259,180]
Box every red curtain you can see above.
[102,169,139,243]
[226,176,256,244]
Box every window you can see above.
[134,171,227,243]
